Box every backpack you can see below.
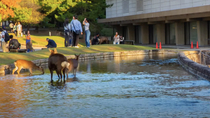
[4,31,10,43]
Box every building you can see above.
[98,0,210,46]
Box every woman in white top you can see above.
[83,18,91,48]
[17,22,22,37]
[113,32,120,45]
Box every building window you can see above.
[136,0,143,11]
[123,0,129,13]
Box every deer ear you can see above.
[54,48,57,53]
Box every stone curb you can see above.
[178,51,210,80]
[0,49,173,75]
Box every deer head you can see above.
[49,48,57,55]
[74,54,81,60]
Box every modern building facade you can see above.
[98,0,210,46]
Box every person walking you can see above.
[64,18,72,47]
[83,18,91,48]
[17,22,22,37]
[26,31,33,52]
[70,15,83,48]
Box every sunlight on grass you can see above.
[9,33,65,47]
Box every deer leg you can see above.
[62,68,66,82]
[75,69,77,77]
[12,66,18,75]
[29,69,33,76]
[50,70,53,82]
[17,67,22,75]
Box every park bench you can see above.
[124,40,135,45]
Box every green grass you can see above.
[0,45,155,65]
[10,33,66,47]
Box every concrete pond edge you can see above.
[0,49,176,75]
[178,51,210,80]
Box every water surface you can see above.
[0,54,210,118]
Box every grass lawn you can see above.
[0,45,155,66]
[9,33,68,47]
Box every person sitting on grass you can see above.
[91,33,100,45]
[8,35,21,51]
[46,38,57,48]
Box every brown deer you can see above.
[48,51,69,82]
[12,59,44,76]
[49,48,57,55]
[62,54,80,78]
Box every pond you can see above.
[0,54,210,118]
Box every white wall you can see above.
[106,0,210,18]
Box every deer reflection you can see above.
[65,77,79,82]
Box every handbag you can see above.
[72,22,80,35]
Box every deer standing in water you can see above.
[48,49,70,82]
[61,54,80,79]
[12,60,44,76]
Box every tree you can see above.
[0,0,22,22]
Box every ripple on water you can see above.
[0,57,210,117]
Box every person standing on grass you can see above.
[17,22,22,37]
[83,18,91,48]
[13,23,17,36]
[64,18,72,47]
[9,22,14,33]
[70,15,83,48]
[1,26,9,52]
[113,32,120,45]
[26,31,33,52]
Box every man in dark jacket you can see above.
[8,35,21,51]
[91,33,100,45]
[46,38,57,48]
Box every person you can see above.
[1,26,9,52]
[26,31,33,52]
[70,15,83,48]
[8,35,21,51]
[13,23,17,36]
[17,22,22,37]
[83,18,91,48]
[9,22,14,33]
[113,32,120,45]
[46,38,57,48]
[64,18,72,47]
[120,36,124,44]
[91,33,100,45]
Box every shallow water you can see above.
[0,54,210,118]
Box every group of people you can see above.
[9,22,23,37]
[113,32,124,45]
[63,15,91,48]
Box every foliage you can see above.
[18,0,44,24]
[0,0,22,22]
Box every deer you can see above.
[49,48,57,55]
[12,59,44,76]
[61,54,80,79]
[48,50,70,82]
